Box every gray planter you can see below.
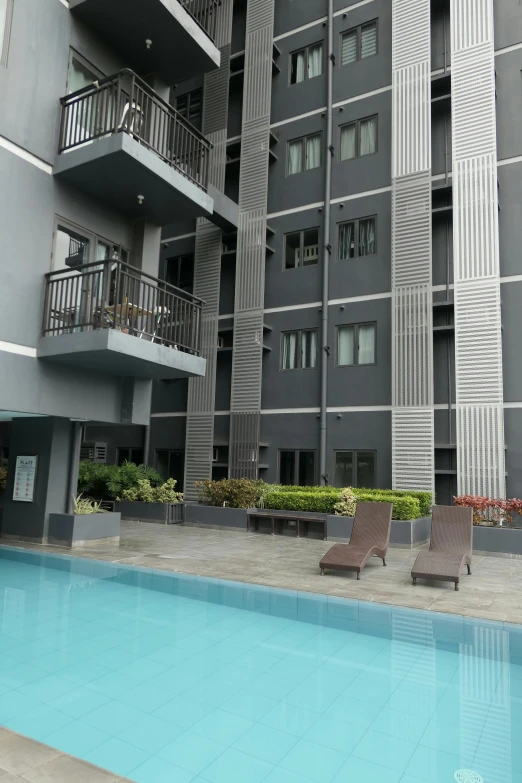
[184,504,247,530]
[115,501,184,524]
[473,525,522,557]
[48,512,120,548]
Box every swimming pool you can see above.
[0,545,520,783]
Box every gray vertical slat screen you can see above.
[183,0,234,501]
[228,0,275,480]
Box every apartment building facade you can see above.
[0,0,234,538]
[117,0,520,506]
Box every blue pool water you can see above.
[0,547,521,783]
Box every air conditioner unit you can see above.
[80,442,107,463]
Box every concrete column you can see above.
[1,417,78,543]
[130,218,161,279]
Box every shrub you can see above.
[195,478,264,509]
[263,488,420,520]
[455,495,522,526]
[73,494,107,515]
[334,487,357,517]
[121,478,183,503]
[356,487,432,516]
[355,492,420,520]
[0,460,7,492]
[78,461,162,500]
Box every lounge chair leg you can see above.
[412,577,417,586]
[467,564,471,575]
[455,582,459,591]
[382,558,386,566]
[356,572,360,580]
[320,568,324,576]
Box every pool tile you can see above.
[82,699,147,733]
[233,722,299,765]
[44,719,110,757]
[192,708,254,745]
[221,688,278,721]
[420,718,479,759]
[263,769,307,783]
[369,707,430,744]
[119,682,174,713]
[352,730,417,774]
[5,704,72,741]
[202,747,273,783]
[304,714,365,753]
[17,674,77,702]
[87,671,143,699]
[128,755,196,783]
[279,738,347,783]
[83,737,149,776]
[152,695,212,728]
[333,756,402,783]
[118,714,183,754]
[261,700,321,737]
[0,690,41,722]
[158,730,226,774]
[404,744,461,783]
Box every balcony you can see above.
[54,70,236,228]
[37,259,206,381]
[69,0,220,84]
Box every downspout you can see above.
[143,424,151,466]
[320,0,334,485]
[67,421,82,514]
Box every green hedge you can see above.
[357,487,431,516]
[262,488,421,520]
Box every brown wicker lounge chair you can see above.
[411,505,473,591]
[319,501,393,579]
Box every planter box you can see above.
[473,525,522,557]
[184,504,247,530]
[327,514,431,548]
[115,501,184,524]
[48,512,120,548]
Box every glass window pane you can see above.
[305,134,321,170]
[291,50,306,84]
[340,124,356,161]
[357,451,375,488]
[280,451,296,485]
[176,94,188,117]
[359,116,377,156]
[338,325,355,365]
[68,56,98,94]
[188,90,202,121]
[341,29,358,65]
[156,451,169,481]
[282,331,298,369]
[288,139,303,174]
[308,43,323,79]
[55,225,90,269]
[358,323,376,364]
[130,448,144,465]
[285,232,302,269]
[338,222,355,260]
[298,451,315,486]
[335,451,353,487]
[302,229,319,266]
[359,217,376,256]
[361,22,377,59]
[301,330,317,369]
[0,0,7,51]
[117,448,130,466]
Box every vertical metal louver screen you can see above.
[361,23,377,59]
[341,30,357,65]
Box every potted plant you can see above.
[48,494,121,548]
[115,478,184,524]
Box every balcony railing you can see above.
[180,0,221,42]
[43,259,203,355]
[59,70,212,191]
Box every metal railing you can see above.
[59,69,211,191]
[43,259,203,356]
[180,0,221,42]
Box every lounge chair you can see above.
[319,501,393,579]
[411,505,473,591]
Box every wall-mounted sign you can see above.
[13,456,38,503]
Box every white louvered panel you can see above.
[392,409,434,494]
[453,155,499,282]
[392,63,431,178]
[392,0,430,71]
[457,405,505,501]
[230,309,264,412]
[451,0,493,53]
[184,415,215,501]
[392,174,431,287]
[452,47,496,161]
[392,286,433,408]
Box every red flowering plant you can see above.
[454,495,522,527]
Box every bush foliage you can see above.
[0,460,7,492]
[455,494,522,526]
[121,478,183,503]
[78,461,162,500]
[333,487,357,517]
[195,478,264,509]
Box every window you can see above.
[175,89,202,124]
[290,42,323,84]
[338,217,376,259]
[288,133,322,175]
[117,448,144,466]
[0,0,13,65]
[337,323,376,366]
[165,254,194,290]
[335,451,376,488]
[282,329,318,370]
[53,219,128,270]
[341,20,378,66]
[155,450,184,491]
[340,116,377,160]
[280,450,316,486]
[285,228,320,269]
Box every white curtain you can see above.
[306,134,321,170]
[338,222,355,259]
[301,330,317,368]
[360,116,377,156]
[288,140,303,174]
[341,30,357,66]
[338,326,354,365]
[359,218,376,256]
[358,324,375,364]
[340,124,356,161]
[308,44,323,79]
[283,332,298,369]
[293,50,306,83]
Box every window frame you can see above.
[287,132,322,175]
[334,449,377,488]
[336,321,377,367]
[289,41,324,85]
[0,0,13,67]
[284,227,320,270]
[116,447,144,466]
[278,449,317,486]
[337,216,377,260]
[175,88,203,124]
[66,49,104,93]
[281,328,318,371]
[164,253,195,291]
[340,19,378,67]
[339,115,378,161]
[51,216,129,271]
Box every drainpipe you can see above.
[320,0,334,485]
[67,421,82,514]
[143,424,151,466]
